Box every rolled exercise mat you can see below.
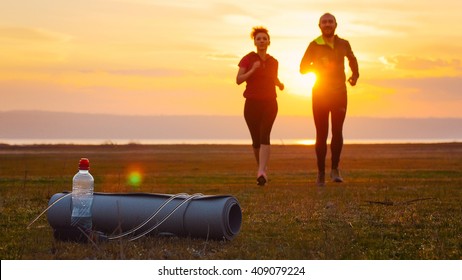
[47,192,242,241]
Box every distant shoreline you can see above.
[1,138,460,147]
[2,111,461,143]
[1,141,461,152]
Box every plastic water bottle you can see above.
[71,158,94,232]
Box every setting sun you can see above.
[284,72,317,97]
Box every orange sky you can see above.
[1,0,461,118]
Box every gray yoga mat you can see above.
[47,192,242,241]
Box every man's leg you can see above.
[313,101,329,186]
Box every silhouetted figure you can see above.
[236,26,284,186]
[300,13,359,186]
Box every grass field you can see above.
[0,143,461,260]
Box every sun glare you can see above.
[285,72,317,97]
[295,139,316,145]
[276,49,317,98]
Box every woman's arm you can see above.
[236,61,261,85]
[275,77,284,91]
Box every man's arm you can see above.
[300,42,315,74]
[346,41,359,85]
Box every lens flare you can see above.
[285,72,317,97]
[127,171,142,188]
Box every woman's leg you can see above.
[244,99,262,166]
[258,144,270,177]
[257,100,278,181]
[253,147,260,165]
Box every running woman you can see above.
[236,26,284,186]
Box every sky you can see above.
[1,0,461,118]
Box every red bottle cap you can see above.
[79,158,90,170]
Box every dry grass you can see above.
[1,143,461,259]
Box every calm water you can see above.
[1,138,460,146]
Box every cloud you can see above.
[0,26,71,43]
[373,76,462,101]
[204,53,239,61]
[381,55,462,71]
[107,68,187,77]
